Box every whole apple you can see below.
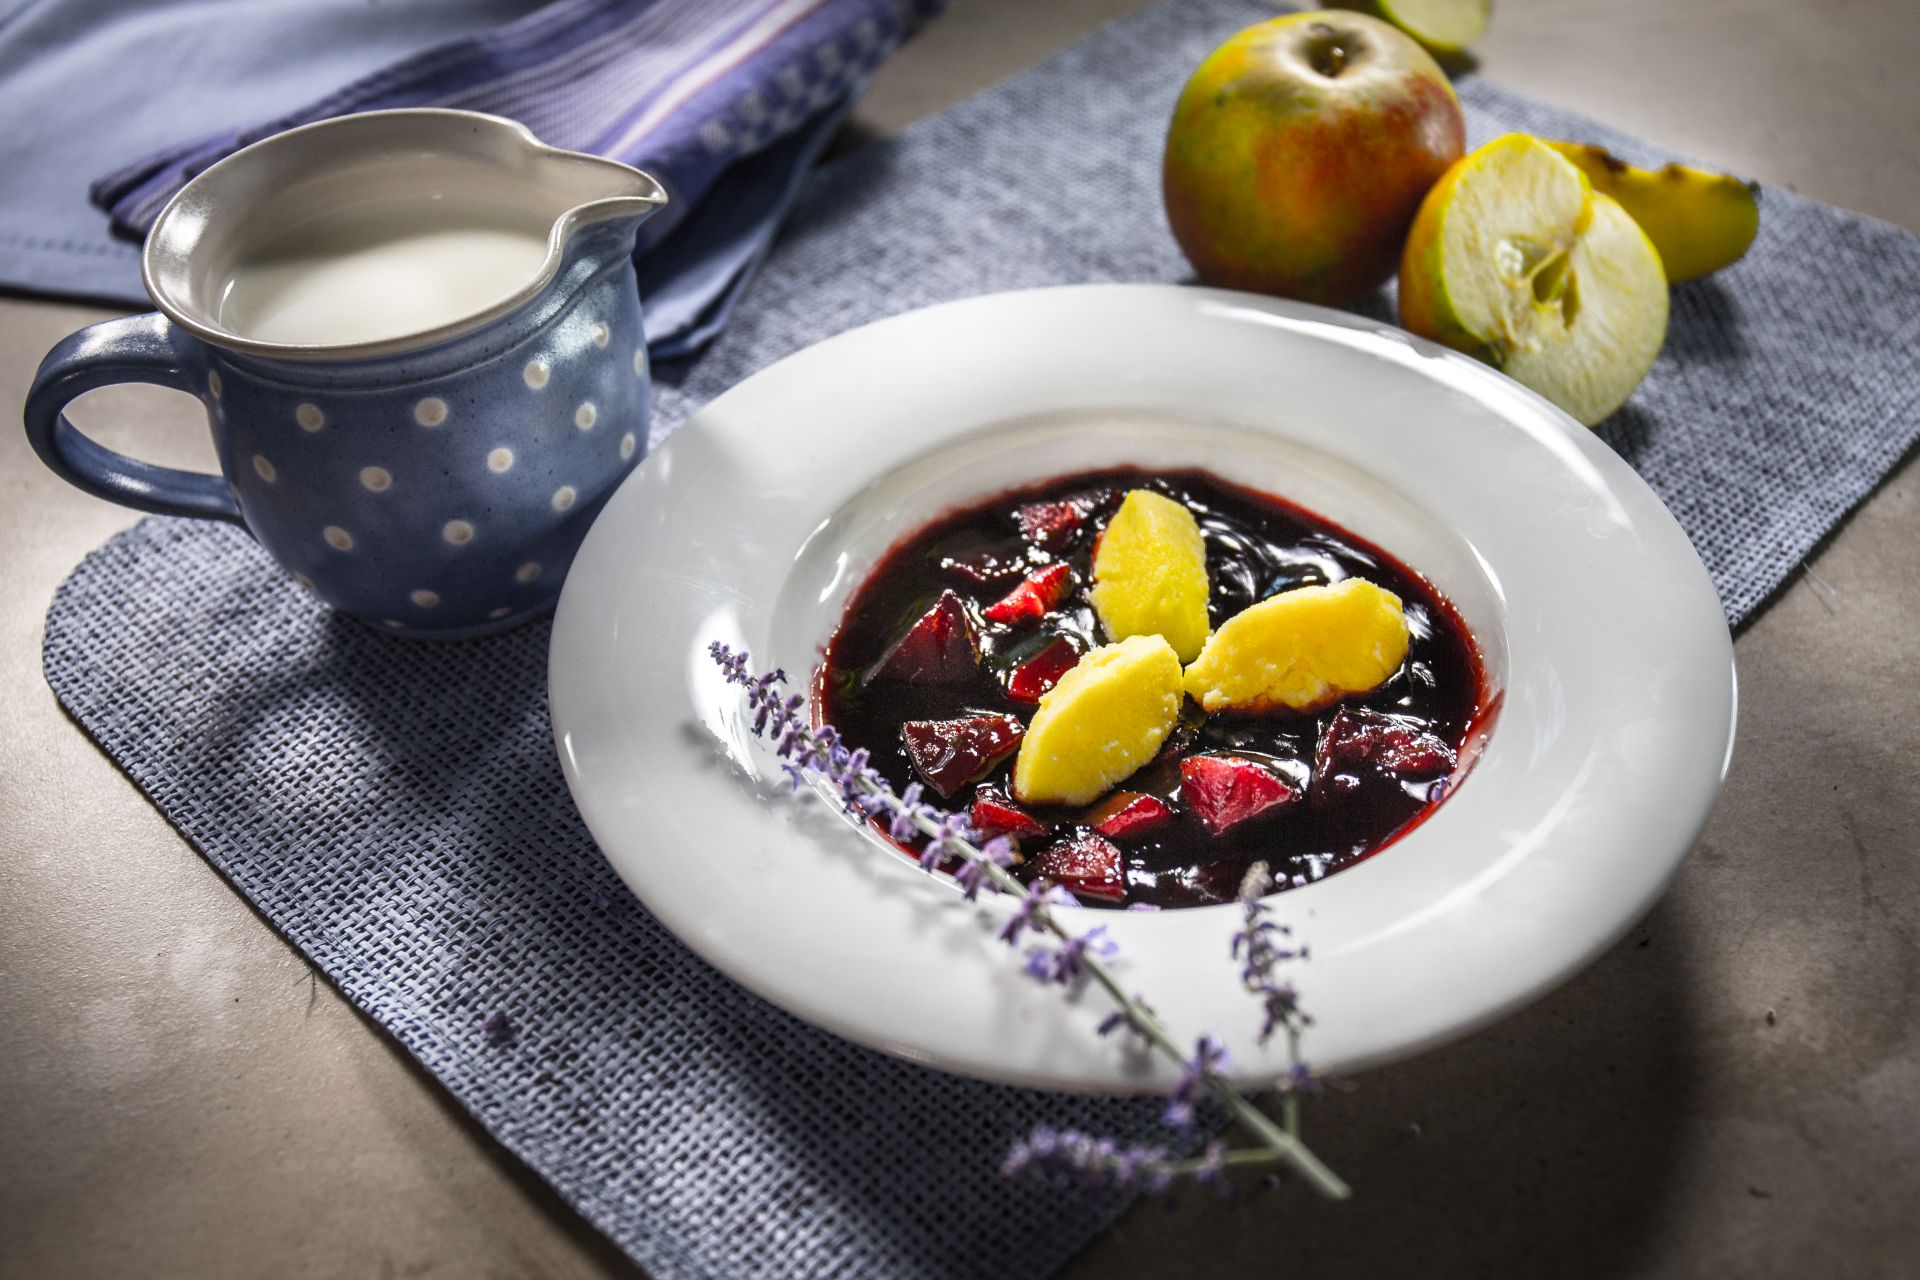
[1163,10,1466,307]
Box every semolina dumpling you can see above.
[1183,578,1410,714]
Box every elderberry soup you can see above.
[818,468,1488,910]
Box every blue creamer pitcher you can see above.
[25,109,667,637]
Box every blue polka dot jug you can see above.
[24,110,667,638]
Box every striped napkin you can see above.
[88,0,947,358]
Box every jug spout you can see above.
[524,135,669,243]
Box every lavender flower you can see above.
[1001,1126,1175,1195]
[1024,925,1117,987]
[1193,1140,1234,1197]
[1096,995,1158,1041]
[1164,1034,1229,1129]
[998,886,1075,948]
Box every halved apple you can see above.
[1543,140,1759,282]
[1399,133,1669,426]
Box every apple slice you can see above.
[1013,635,1185,807]
[1399,133,1669,426]
[866,590,980,684]
[1367,0,1491,55]
[1543,140,1759,283]
[1090,490,1211,664]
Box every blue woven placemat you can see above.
[42,1,1920,1277]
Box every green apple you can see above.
[1398,134,1669,426]
[1163,10,1466,307]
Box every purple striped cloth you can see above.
[89,0,948,358]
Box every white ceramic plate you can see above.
[550,284,1735,1092]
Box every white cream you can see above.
[217,203,551,346]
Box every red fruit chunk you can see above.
[1180,755,1298,836]
[970,786,1049,840]
[1032,832,1127,902]
[866,590,980,684]
[1314,707,1456,790]
[1015,497,1096,552]
[983,562,1074,625]
[901,713,1024,798]
[1089,792,1175,840]
[1004,636,1080,704]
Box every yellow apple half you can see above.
[1399,133,1669,426]
[1544,140,1759,282]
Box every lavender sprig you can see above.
[709,645,1349,1200]
[999,1131,1252,1200]
[1234,862,1320,1138]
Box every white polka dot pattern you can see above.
[192,205,655,631]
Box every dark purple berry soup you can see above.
[818,467,1491,909]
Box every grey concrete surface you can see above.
[3,0,1916,1276]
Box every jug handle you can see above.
[23,312,242,524]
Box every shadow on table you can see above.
[1071,895,1701,1280]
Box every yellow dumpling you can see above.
[1183,579,1410,714]
[1012,634,1184,807]
[1090,490,1211,664]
